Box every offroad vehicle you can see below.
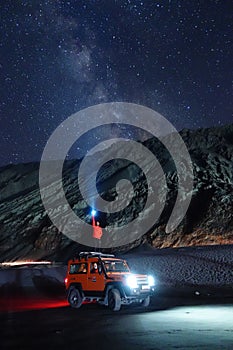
[65,252,155,311]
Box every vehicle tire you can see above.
[68,287,83,308]
[108,288,121,311]
[141,295,150,307]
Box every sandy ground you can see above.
[0,244,232,349]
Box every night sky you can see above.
[0,0,232,166]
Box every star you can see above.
[0,0,232,165]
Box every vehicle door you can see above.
[87,262,105,292]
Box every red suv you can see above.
[65,252,155,311]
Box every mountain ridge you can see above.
[0,123,232,261]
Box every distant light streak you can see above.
[0,261,52,267]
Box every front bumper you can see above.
[123,285,155,298]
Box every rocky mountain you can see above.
[0,124,232,262]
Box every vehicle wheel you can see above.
[68,287,83,308]
[108,288,121,311]
[141,295,150,307]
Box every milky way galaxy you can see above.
[0,0,232,165]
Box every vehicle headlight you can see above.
[148,275,155,286]
[126,275,138,288]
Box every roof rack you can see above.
[78,252,115,259]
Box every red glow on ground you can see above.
[0,295,69,313]
[0,294,98,313]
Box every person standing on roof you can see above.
[92,215,103,251]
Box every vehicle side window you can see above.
[69,263,87,274]
[90,262,98,274]
[104,263,110,272]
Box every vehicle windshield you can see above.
[103,260,130,273]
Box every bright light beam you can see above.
[91,209,97,216]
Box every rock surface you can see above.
[0,124,232,261]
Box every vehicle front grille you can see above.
[136,276,148,285]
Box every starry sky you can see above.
[0,0,232,166]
